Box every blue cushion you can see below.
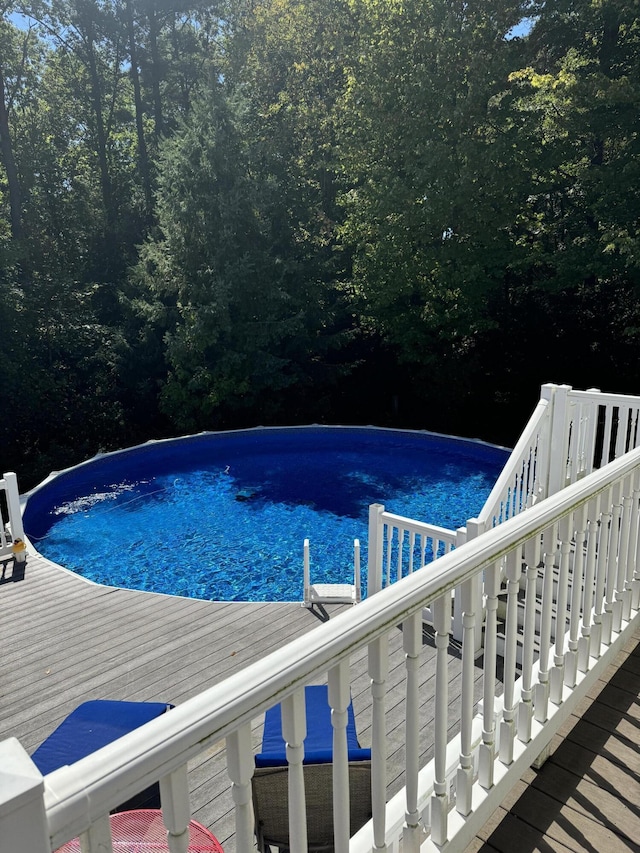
[31,700,172,775]
[255,685,371,767]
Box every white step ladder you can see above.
[302,538,362,613]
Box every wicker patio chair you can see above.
[252,686,372,852]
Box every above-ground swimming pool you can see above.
[23,427,509,602]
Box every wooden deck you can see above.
[472,628,640,853]
[1,553,638,853]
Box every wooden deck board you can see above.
[1,553,638,853]
[474,630,640,853]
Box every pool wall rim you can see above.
[20,423,511,509]
[18,423,512,605]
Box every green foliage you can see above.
[134,81,348,431]
[337,0,529,395]
[2,0,640,483]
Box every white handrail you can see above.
[12,443,638,852]
[474,397,551,530]
[366,504,458,603]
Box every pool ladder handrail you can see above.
[302,538,361,613]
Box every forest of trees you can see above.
[1,0,639,489]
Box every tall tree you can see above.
[0,10,38,240]
[336,0,532,429]
[501,0,640,390]
[121,0,153,218]
[0,59,23,238]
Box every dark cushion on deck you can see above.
[255,685,371,767]
[31,699,172,775]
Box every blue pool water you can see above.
[23,427,508,602]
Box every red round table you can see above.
[56,809,223,852]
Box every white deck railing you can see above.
[3,440,640,853]
[366,384,640,639]
[0,471,25,559]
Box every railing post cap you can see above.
[0,738,44,816]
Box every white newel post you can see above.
[546,384,572,498]
[0,739,50,853]
[367,504,385,596]
[4,472,25,543]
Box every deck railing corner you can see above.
[0,739,49,853]
[1,471,25,559]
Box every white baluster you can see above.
[565,505,586,688]
[632,470,640,610]
[615,406,629,458]
[500,547,522,763]
[631,407,640,450]
[518,539,538,743]
[160,764,191,853]
[281,690,309,853]
[600,484,615,645]
[79,814,113,853]
[456,577,476,816]
[573,504,594,672]
[430,593,452,846]
[534,524,557,723]
[226,725,256,853]
[328,664,351,853]
[422,535,429,564]
[601,404,614,466]
[608,482,623,634]
[550,516,572,703]
[303,539,311,606]
[479,560,501,789]
[402,612,422,853]
[579,497,600,668]
[625,469,640,613]
[581,396,598,476]
[408,531,416,575]
[369,635,389,852]
[591,495,607,654]
[615,476,633,623]
[397,529,405,581]
[527,442,537,508]
[385,523,393,588]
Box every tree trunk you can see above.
[83,12,114,225]
[125,0,153,218]
[0,59,23,240]
[146,3,164,137]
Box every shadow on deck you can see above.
[1,553,638,853]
